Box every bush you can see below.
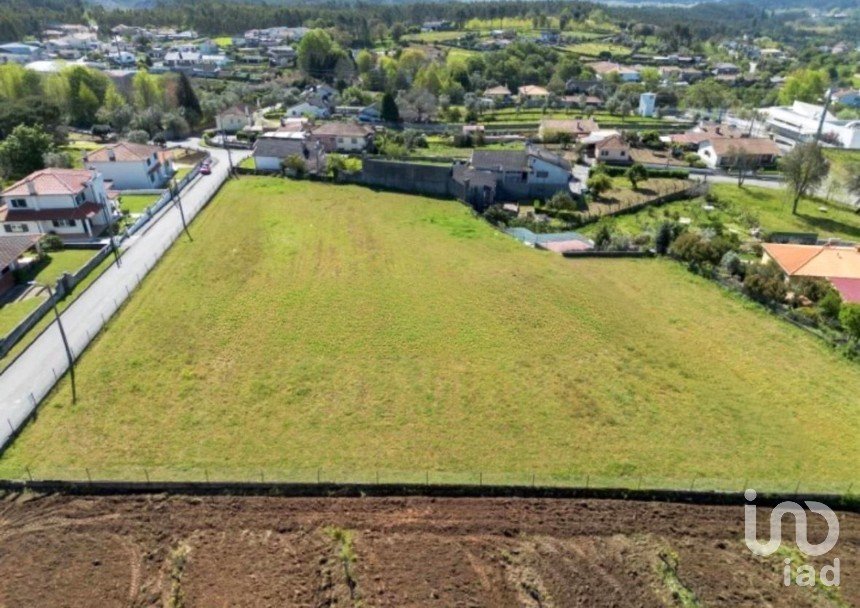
[790,277,832,304]
[819,290,842,320]
[720,250,744,277]
[547,190,585,211]
[669,231,731,267]
[587,173,612,198]
[654,221,675,255]
[483,204,510,225]
[743,262,787,305]
[840,303,860,341]
[39,234,64,252]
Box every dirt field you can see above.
[0,493,856,607]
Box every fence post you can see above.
[25,465,32,481]
[86,467,91,483]
[585,474,590,489]
[7,419,13,432]
[144,468,149,483]
[317,468,321,483]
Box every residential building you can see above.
[215,106,253,133]
[834,89,860,108]
[762,243,860,303]
[639,92,657,117]
[0,43,42,65]
[589,61,641,82]
[311,122,374,153]
[253,138,326,174]
[595,135,632,164]
[0,169,117,239]
[0,234,42,297]
[697,137,781,170]
[83,142,174,190]
[468,144,573,201]
[285,102,330,119]
[267,46,296,67]
[483,85,512,105]
[762,101,860,149]
[518,85,550,107]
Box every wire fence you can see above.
[2,466,856,498]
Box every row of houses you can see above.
[0,141,174,241]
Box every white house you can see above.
[469,144,573,201]
[594,135,632,164]
[0,169,117,239]
[285,102,329,119]
[697,137,781,170]
[0,43,42,64]
[311,122,374,153]
[253,137,326,173]
[639,92,657,117]
[762,100,860,149]
[215,106,253,133]
[83,142,173,190]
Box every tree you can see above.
[587,173,612,198]
[839,303,860,341]
[282,154,307,177]
[390,23,406,42]
[625,163,648,189]
[682,79,734,115]
[781,143,829,214]
[743,262,788,305]
[380,92,400,123]
[176,72,201,126]
[326,153,346,180]
[126,129,150,144]
[0,123,53,179]
[297,29,346,81]
[42,151,73,169]
[778,69,828,105]
[132,71,163,110]
[654,221,675,255]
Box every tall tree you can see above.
[0,123,53,179]
[781,143,829,215]
[380,92,400,123]
[176,72,201,125]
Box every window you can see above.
[4,223,29,233]
[536,171,549,178]
[75,193,84,205]
[620,151,626,157]
[51,219,76,228]
[9,198,27,208]
[601,150,609,157]
[150,173,155,183]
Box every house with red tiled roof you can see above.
[762,242,860,303]
[697,137,781,170]
[311,122,374,153]
[0,169,117,239]
[83,141,174,190]
[595,134,632,164]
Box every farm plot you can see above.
[1,178,857,491]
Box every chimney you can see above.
[107,149,116,162]
[26,179,36,195]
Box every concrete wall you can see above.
[359,159,455,198]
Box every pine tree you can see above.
[380,92,400,123]
[176,72,202,126]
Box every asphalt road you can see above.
[0,141,250,449]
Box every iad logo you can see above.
[744,489,840,587]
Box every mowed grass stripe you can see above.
[1,178,857,488]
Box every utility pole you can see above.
[172,177,192,241]
[31,282,76,404]
[814,88,834,145]
[101,198,122,268]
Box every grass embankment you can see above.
[1,179,857,491]
[119,194,162,215]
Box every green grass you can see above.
[119,193,162,214]
[0,298,42,337]
[0,254,114,371]
[581,183,860,241]
[564,42,631,58]
[1,178,858,490]
[28,249,96,287]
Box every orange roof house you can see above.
[762,243,860,302]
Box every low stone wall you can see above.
[358,159,455,198]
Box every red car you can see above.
[199,164,211,175]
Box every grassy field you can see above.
[582,183,860,241]
[1,179,858,490]
[565,42,631,58]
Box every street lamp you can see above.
[29,281,76,404]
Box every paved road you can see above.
[0,141,250,448]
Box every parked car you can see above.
[200,164,212,175]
